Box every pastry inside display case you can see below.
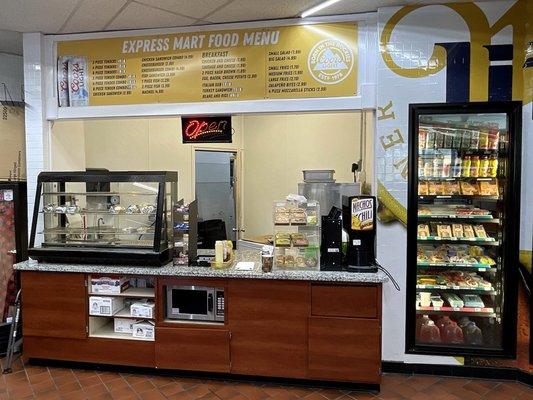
[28,171,177,266]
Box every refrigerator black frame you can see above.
[28,171,177,266]
[405,101,522,358]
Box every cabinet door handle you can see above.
[208,293,213,312]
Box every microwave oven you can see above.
[166,285,225,322]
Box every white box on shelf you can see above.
[132,321,155,340]
[130,301,155,318]
[90,276,130,294]
[113,318,140,334]
[89,296,124,316]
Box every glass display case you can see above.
[272,200,320,270]
[406,102,522,357]
[28,171,177,266]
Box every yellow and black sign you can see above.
[57,23,358,106]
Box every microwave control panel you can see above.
[215,290,225,321]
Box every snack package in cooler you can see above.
[473,225,488,238]
[417,224,431,238]
[418,181,429,196]
[460,181,479,195]
[443,181,460,195]
[442,292,464,308]
[57,56,70,107]
[460,294,485,308]
[452,224,464,238]
[463,225,475,238]
[479,180,499,196]
[428,182,438,195]
[68,56,89,106]
[436,224,452,238]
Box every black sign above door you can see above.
[182,116,232,143]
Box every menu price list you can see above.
[91,59,135,97]
[266,50,319,97]
[201,51,258,100]
[140,55,188,95]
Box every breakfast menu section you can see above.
[57,23,357,107]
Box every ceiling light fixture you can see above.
[301,0,344,18]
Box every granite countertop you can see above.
[14,250,388,284]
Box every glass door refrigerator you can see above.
[406,102,522,357]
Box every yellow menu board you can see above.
[57,23,357,106]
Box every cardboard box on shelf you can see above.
[91,275,130,294]
[132,321,155,340]
[89,296,124,316]
[130,301,155,319]
[114,318,140,334]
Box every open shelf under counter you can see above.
[88,287,155,298]
[89,320,154,342]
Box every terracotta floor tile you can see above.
[159,382,186,397]
[136,388,166,400]
[105,377,130,392]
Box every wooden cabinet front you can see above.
[155,327,230,373]
[228,280,309,379]
[21,271,87,339]
[308,316,381,383]
[311,284,379,318]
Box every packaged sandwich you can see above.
[463,225,475,238]
[479,180,499,196]
[418,224,431,238]
[437,225,452,238]
[452,224,464,238]
[443,181,461,195]
[428,182,438,195]
[473,225,487,238]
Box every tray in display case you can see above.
[28,171,177,266]
[272,200,320,270]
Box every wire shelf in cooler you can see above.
[417,236,498,246]
[417,262,496,272]
[417,215,498,222]
[416,306,496,318]
[419,148,501,156]
[418,195,500,201]
[416,285,497,295]
[418,177,497,182]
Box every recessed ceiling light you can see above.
[301,0,344,18]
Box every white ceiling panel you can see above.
[206,0,323,23]
[0,30,23,55]
[0,0,79,32]
[314,0,409,16]
[106,1,195,31]
[135,0,228,20]
[61,0,128,33]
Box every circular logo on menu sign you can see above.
[308,39,354,85]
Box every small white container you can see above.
[132,321,155,340]
[89,296,124,316]
[114,318,140,334]
[130,301,155,319]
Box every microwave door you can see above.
[171,287,210,320]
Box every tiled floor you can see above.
[0,357,531,400]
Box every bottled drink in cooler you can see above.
[442,154,452,178]
[479,127,489,150]
[420,319,442,343]
[452,155,462,177]
[426,129,436,149]
[424,161,433,178]
[452,129,462,148]
[470,129,480,149]
[418,158,424,178]
[443,129,453,148]
[488,126,500,149]
[435,129,445,148]
[461,156,471,177]
[443,321,464,344]
[419,128,427,150]
[433,156,443,178]
[470,156,480,177]
[464,321,483,346]
[489,155,498,177]
[480,155,490,177]
[461,129,471,149]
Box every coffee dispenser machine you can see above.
[341,195,378,273]
[320,207,343,270]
